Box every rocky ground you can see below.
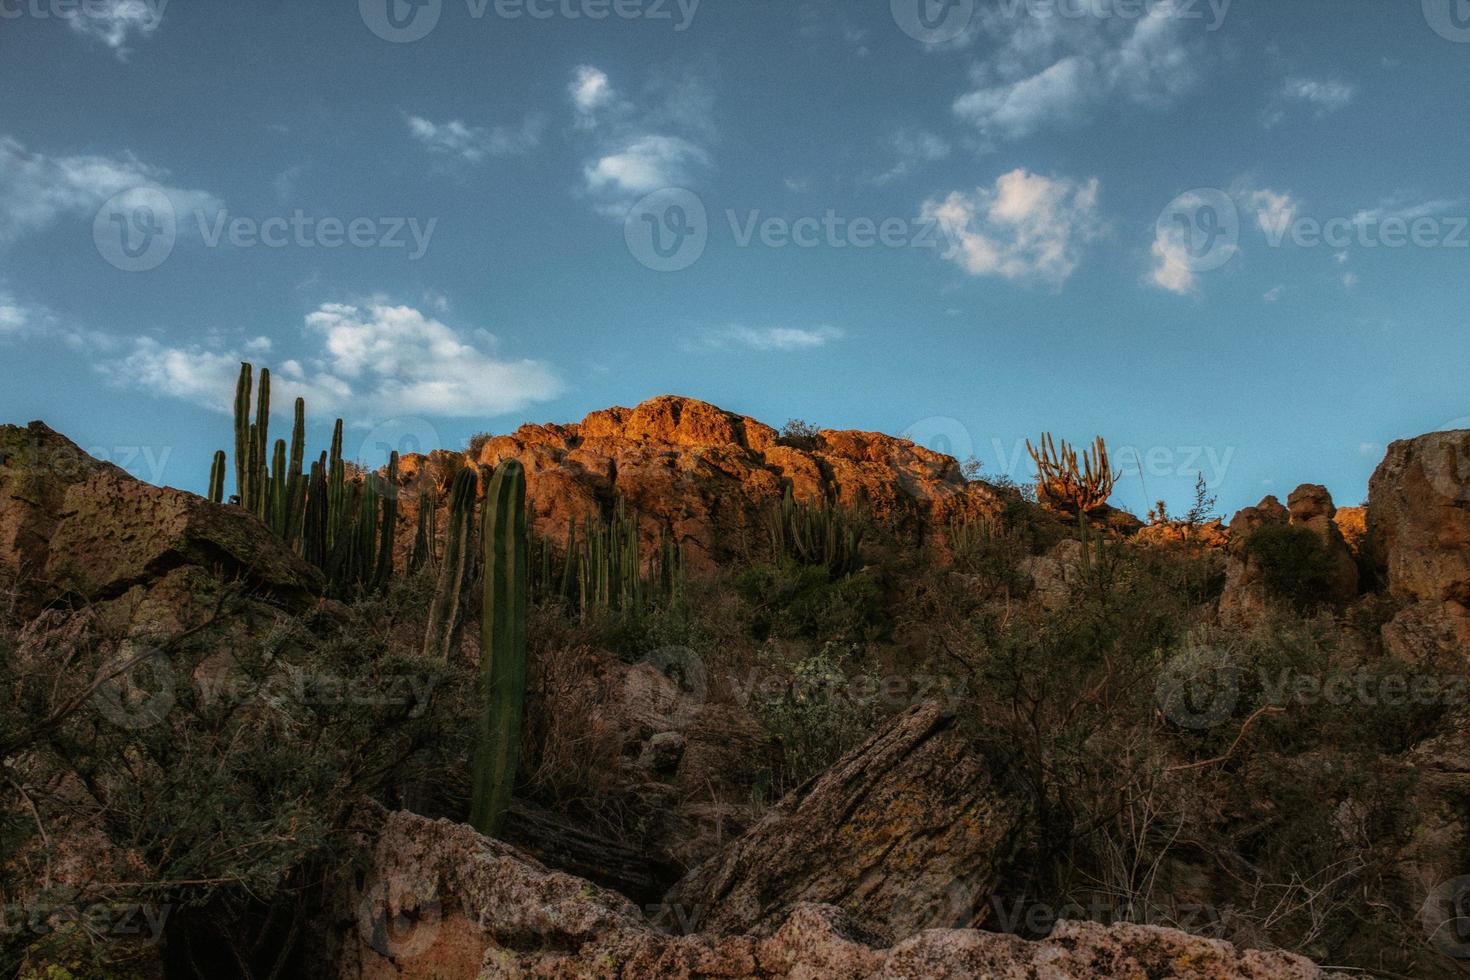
[3,397,1469,978]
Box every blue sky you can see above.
[1,0,1467,518]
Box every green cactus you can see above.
[373,452,399,590]
[766,488,864,579]
[284,398,306,546]
[268,438,287,535]
[469,458,527,837]
[409,482,438,573]
[233,362,252,503]
[423,467,477,660]
[208,450,226,504]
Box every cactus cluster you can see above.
[213,362,401,595]
[423,467,479,660]
[1026,433,1117,514]
[765,488,864,579]
[530,499,683,619]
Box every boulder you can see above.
[330,805,1337,979]
[0,422,321,618]
[661,701,1025,941]
[1368,430,1470,660]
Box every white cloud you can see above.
[953,8,1206,143]
[1281,77,1355,115]
[696,325,844,352]
[1358,441,1383,458]
[406,114,544,162]
[1148,225,1199,294]
[869,129,952,185]
[583,135,709,200]
[1342,272,1359,288]
[0,293,40,338]
[1263,286,1283,303]
[570,65,616,120]
[1351,196,1464,226]
[569,66,715,216]
[101,301,563,419]
[922,169,1102,287]
[0,135,220,246]
[67,0,165,59]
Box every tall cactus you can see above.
[284,397,307,546]
[233,362,252,502]
[409,483,438,573]
[469,459,527,837]
[208,450,226,504]
[766,488,864,579]
[423,468,477,660]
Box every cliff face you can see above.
[401,395,1008,570]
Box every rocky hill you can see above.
[3,405,1470,979]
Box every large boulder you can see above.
[0,421,321,619]
[661,701,1025,941]
[329,805,1336,979]
[1368,430,1470,660]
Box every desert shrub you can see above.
[777,419,820,449]
[1245,524,1339,611]
[466,431,494,457]
[750,642,880,796]
[735,560,886,644]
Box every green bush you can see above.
[1245,524,1339,611]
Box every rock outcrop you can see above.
[662,701,1025,941]
[1219,486,1358,626]
[0,421,321,622]
[1368,430,1470,661]
[332,805,1335,979]
[403,396,1007,571]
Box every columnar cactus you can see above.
[469,458,528,837]
[1026,433,1117,514]
[233,362,252,502]
[423,467,477,660]
[208,450,226,504]
[766,488,864,579]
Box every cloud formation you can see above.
[953,7,1208,143]
[922,169,1102,286]
[570,65,716,216]
[102,301,563,420]
[67,0,165,58]
[0,135,220,246]
[406,114,545,162]
[695,325,844,352]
